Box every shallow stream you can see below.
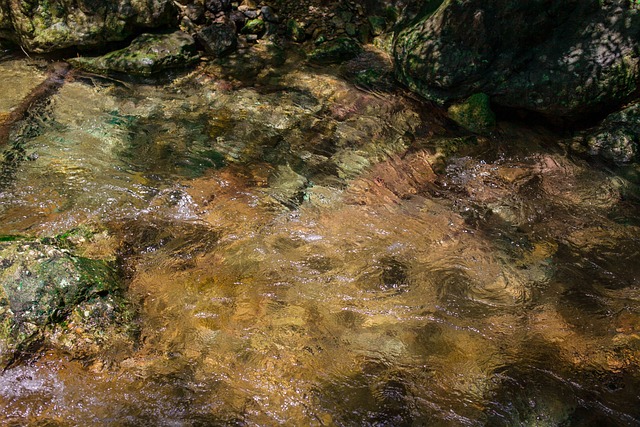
[0,47,639,426]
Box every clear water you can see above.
[0,50,639,426]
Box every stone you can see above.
[286,19,306,42]
[308,37,361,65]
[197,22,238,57]
[394,0,640,119]
[185,3,206,24]
[242,9,259,19]
[206,0,231,13]
[241,18,266,36]
[70,31,199,76]
[229,10,247,29]
[367,16,387,36]
[260,6,279,23]
[0,237,134,367]
[1,0,177,53]
[583,102,640,164]
[447,93,496,134]
[345,23,357,37]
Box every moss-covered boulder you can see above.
[448,93,496,134]
[394,0,640,119]
[0,236,136,367]
[308,37,362,65]
[70,31,198,76]
[1,0,178,53]
[583,102,640,164]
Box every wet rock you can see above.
[1,0,177,53]
[197,22,238,57]
[70,31,198,76]
[0,237,134,367]
[583,101,640,164]
[266,164,308,209]
[308,37,362,65]
[394,0,640,118]
[447,93,496,134]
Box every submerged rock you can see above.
[0,236,135,367]
[0,0,177,53]
[70,31,198,76]
[394,0,640,118]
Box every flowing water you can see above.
[0,48,639,426]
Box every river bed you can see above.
[0,47,639,426]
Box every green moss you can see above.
[308,37,361,65]
[241,18,265,35]
[0,235,25,242]
[368,16,387,36]
[70,31,198,76]
[447,93,496,134]
[286,19,305,42]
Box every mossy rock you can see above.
[2,0,177,53]
[70,31,198,76]
[286,19,306,42]
[308,37,362,65]
[367,16,387,36]
[578,101,640,164]
[0,237,136,367]
[241,18,266,36]
[394,0,640,118]
[448,93,496,134]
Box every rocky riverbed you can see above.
[0,1,639,425]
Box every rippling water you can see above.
[0,50,639,426]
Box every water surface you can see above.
[0,50,639,426]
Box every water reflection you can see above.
[0,54,639,425]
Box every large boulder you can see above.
[394,0,640,119]
[69,31,199,76]
[1,0,178,53]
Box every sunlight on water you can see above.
[0,55,639,426]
